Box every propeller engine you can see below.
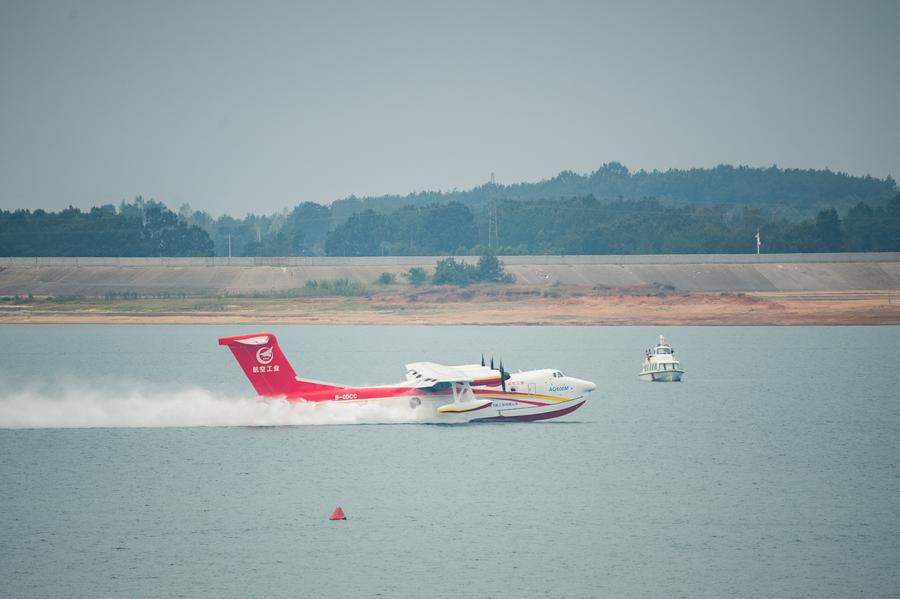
[483,354,512,391]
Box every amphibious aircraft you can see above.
[219,332,596,422]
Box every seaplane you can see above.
[219,332,596,422]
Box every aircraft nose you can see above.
[580,379,596,393]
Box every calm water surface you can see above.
[0,325,898,598]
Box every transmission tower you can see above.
[487,172,499,249]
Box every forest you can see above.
[1,165,897,257]
[0,199,213,257]
[323,196,900,256]
[328,162,897,224]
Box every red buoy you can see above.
[330,507,346,520]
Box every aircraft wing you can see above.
[406,361,499,414]
[405,361,475,386]
[405,361,502,387]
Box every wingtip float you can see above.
[218,332,596,423]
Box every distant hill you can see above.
[330,163,897,224]
[3,164,897,257]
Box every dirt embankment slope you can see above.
[1,255,898,325]
[2,256,899,296]
[1,289,898,325]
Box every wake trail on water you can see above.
[0,380,437,429]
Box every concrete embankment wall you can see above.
[1,254,899,295]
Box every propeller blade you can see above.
[490,357,494,370]
[499,360,506,391]
[481,354,485,367]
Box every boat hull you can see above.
[287,392,588,423]
[638,370,684,382]
[471,397,586,422]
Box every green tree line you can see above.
[0,198,213,257]
[324,195,900,255]
[1,164,897,257]
[329,163,896,224]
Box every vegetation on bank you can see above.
[430,253,515,286]
[1,165,897,257]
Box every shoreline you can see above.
[1,290,898,325]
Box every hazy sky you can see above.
[1,0,898,216]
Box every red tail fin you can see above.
[218,332,339,398]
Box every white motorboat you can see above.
[639,335,684,382]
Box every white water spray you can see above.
[0,380,438,429]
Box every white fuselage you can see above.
[409,367,596,422]
[473,368,595,422]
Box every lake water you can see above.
[1,325,898,598]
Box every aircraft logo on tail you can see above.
[256,346,274,365]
